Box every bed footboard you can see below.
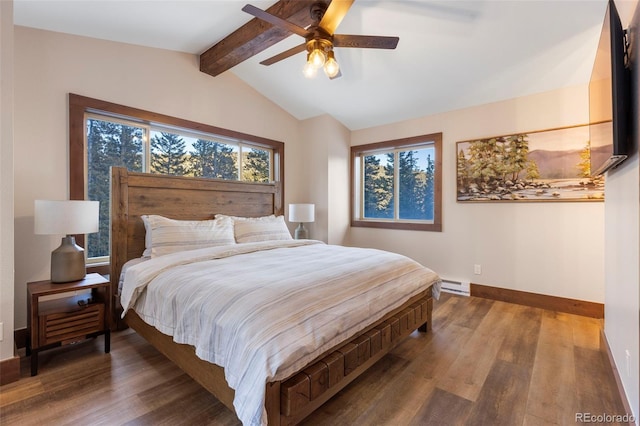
[126,288,432,426]
[270,291,432,425]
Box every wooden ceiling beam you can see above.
[199,0,326,77]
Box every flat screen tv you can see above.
[589,0,631,176]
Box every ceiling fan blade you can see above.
[318,0,355,34]
[201,1,319,77]
[333,34,399,49]
[260,43,307,66]
[242,4,309,38]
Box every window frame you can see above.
[69,93,285,271]
[350,133,442,232]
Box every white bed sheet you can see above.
[120,240,440,425]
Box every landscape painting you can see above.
[456,124,605,202]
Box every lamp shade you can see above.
[289,204,315,223]
[34,200,99,235]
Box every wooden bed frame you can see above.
[110,167,433,425]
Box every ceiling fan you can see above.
[242,0,399,79]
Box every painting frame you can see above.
[456,124,605,202]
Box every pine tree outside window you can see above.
[351,133,442,232]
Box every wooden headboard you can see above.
[109,167,283,321]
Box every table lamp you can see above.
[34,200,99,283]
[288,203,315,239]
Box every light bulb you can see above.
[309,48,326,69]
[324,53,339,78]
[303,61,318,78]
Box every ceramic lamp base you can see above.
[294,223,308,240]
[51,236,86,283]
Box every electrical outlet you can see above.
[474,264,482,275]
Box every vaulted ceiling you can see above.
[14,0,615,130]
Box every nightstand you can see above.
[26,273,111,376]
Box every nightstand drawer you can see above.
[39,303,105,346]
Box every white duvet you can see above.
[120,240,440,425]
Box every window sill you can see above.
[351,219,442,232]
[86,263,111,277]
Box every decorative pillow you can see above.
[141,215,235,257]
[217,214,293,243]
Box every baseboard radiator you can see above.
[440,279,470,296]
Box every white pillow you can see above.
[216,214,293,243]
[141,215,235,257]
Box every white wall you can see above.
[297,115,350,244]
[0,0,15,361]
[349,85,605,303]
[12,26,303,330]
[604,0,639,418]
[326,119,351,245]
[605,156,639,419]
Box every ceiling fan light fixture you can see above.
[308,47,326,69]
[323,50,339,78]
[303,59,318,78]
[239,2,399,81]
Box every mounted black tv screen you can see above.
[589,0,631,176]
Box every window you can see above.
[70,94,284,265]
[86,116,144,260]
[351,133,442,231]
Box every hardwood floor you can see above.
[0,293,631,425]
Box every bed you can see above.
[110,167,440,425]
